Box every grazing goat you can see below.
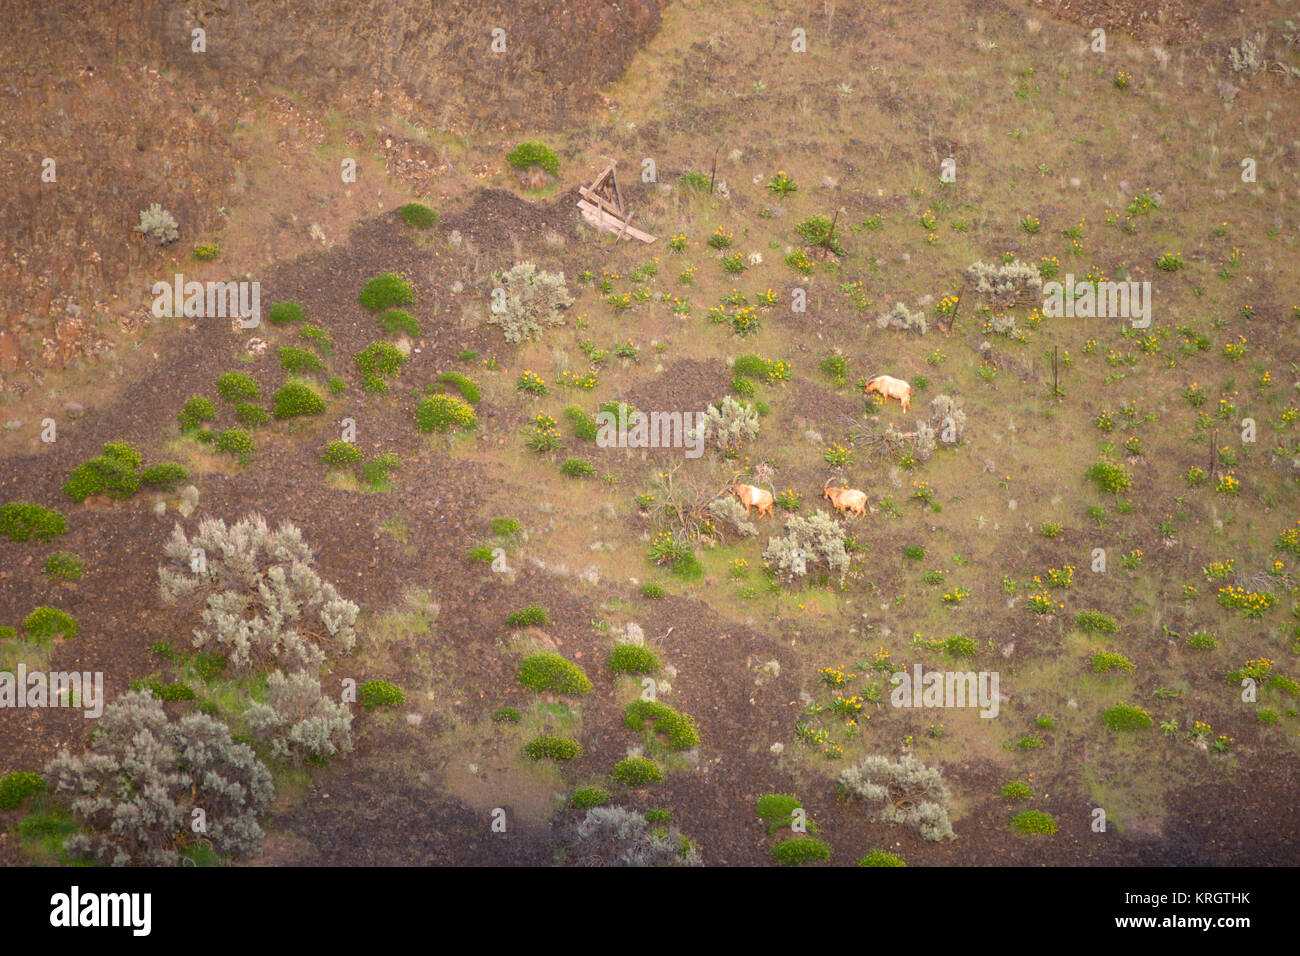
[822,480,868,518]
[730,483,774,519]
[862,374,911,412]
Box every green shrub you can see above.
[438,372,481,403]
[328,376,347,395]
[506,142,559,175]
[564,406,598,440]
[300,324,334,353]
[642,582,664,599]
[468,546,494,563]
[1075,610,1118,634]
[378,309,421,338]
[215,428,255,463]
[140,463,189,489]
[491,517,522,537]
[492,706,521,723]
[321,440,362,468]
[608,644,661,674]
[1001,781,1035,800]
[524,736,582,761]
[0,772,45,811]
[1102,703,1152,732]
[625,700,700,750]
[358,273,415,313]
[23,606,78,641]
[178,396,217,430]
[362,454,401,488]
[358,679,406,709]
[0,502,67,542]
[272,383,326,419]
[216,371,260,402]
[0,626,13,642]
[569,786,610,809]
[398,202,438,229]
[268,301,305,325]
[42,552,84,581]
[356,341,406,392]
[416,394,477,433]
[506,605,549,627]
[612,756,662,786]
[234,403,270,426]
[1010,810,1059,835]
[145,679,196,702]
[732,354,772,378]
[516,653,591,695]
[859,850,906,867]
[1086,459,1131,494]
[756,794,802,822]
[102,441,142,469]
[193,652,227,682]
[63,448,141,502]
[561,458,595,478]
[1091,651,1135,673]
[771,837,831,866]
[278,346,322,374]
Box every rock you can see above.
[1001,642,1015,658]
[821,175,839,189]
[578,565,601,586]
[178,485,200,517]
[152,499,167,517]
[63,401,84,418]
[622,622,645,644]
[770,742,784,755]
[245,337,268,356]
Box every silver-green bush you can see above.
[486,262,574,343]
[839,754,955,842]
[761,509,849,584]
[246,670,354,764]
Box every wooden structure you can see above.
[576,163,656,243]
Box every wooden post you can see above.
[708,146,719,195]
[1052,346,1059,397]
[1210,429,1217,477]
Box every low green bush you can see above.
[63,445,141,501]
[438,372,481,403]
[273,383,326,419]
[611,756,662,786]
[858,850,906,867]
[416,394,477,433]
[398,202,438,229]
[140,463,189,489]
[378,309,421,338]
[771,837,831,866]
[23,606,78,641]
[215,428,255,464]
[178,395,217,429]
[569,786,610,809]
[0,502,67,542]
[278,346,323,373]
[42,552,84,582]
[516,653,591,695]
[321,440,362,468]
[561,458,595,478]
[1102,703,1152,732]
[506,142,559,175]
[234,403,270,426]
[358,679,406,709]
[0,772,45,811]
[625,701,699,750]
[361,454,401,488]
[524,736,582,761]
[1009,810,1059,835]
[268,301,305,325]
[359,273,415,313]
[608,643,661,675]
[216,371,259,402]
[506,605,549,627]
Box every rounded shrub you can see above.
[358,679,406,709]
[492,706,521,724]
[0,772,45,811]
[177,396,217,430]
[642,582,665,599]
[358,273,415,313]
[561,458,595,478]
[321,440,362,468]
[0,502,67,542]
[625,701,699,750]
[356,341,407,393]
[1009,810,1059,835]
[361,453,401,488]
[569,786,610,809]
[234,402,270,426]
[378,309,421,338]
[278,346,323,373]
[43,552,84,581]
[524,736,582,761]
[506,142,559,175]
[608,643,661,675]
[140,463,189,489]
[438,372,481,403]
[216,372,260,402]
[215,428,254,464]
[771,837,831,866]
[398,203,438,229]
[63,451,141,502]
[273,383,326,419]
[268,301,305,325]
[516,653,592,695]
[1102,703,1152,732]
[612,756,662,786]
[858,849,906,867]
[505,605,548,627]
[23,606,78,641]
[416,394,477,433]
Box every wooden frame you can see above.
[575,162,656,243]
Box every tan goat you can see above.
[730,483,774,519]
[862,374,911,412]
[822,480,868,518]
